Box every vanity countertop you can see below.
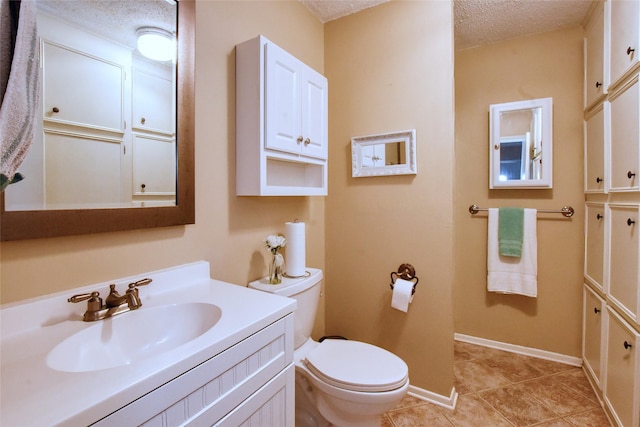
[0,261,296,427]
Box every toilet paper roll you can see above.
[285,221,306,277]
[391,278,414,312]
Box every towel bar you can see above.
[468,204,574,218]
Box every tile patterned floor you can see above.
[382,340,612,427]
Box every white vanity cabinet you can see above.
[604,308,640,427]
[94,314,295,427]
[236,35,328,196]
[608,0,640,89]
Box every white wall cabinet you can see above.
[609,76,639,192]
[93,315,295,427]
[585,0,606,109]
[236,35,328,196]
[608,0,640,89]
[264,42,327,160]
[583,4,640,426]
[608,204,640,322]
[132,64,175,136]
[585,104,607,193]
[605,308,640,427]
[585,203,607,290]
[583,285,606,386]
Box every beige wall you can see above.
[454,27,585,356]
[325,1,455,396]
[0,0,327,336]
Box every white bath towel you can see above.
[0,0,40,190]
[487,208,538,297]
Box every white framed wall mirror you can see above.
[351,129,417,178]
[489,97,553,189]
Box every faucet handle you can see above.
[68,291,100,303]
[128,278,152,289]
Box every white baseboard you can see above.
[407,385,458,410]
[455,333,582,367]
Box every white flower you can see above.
[264,234,286,251]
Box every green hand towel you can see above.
[499,207,524,257]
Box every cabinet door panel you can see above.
[133,68,175,135]
[265,43,302,155]
[605,308,640,427]
[132,135,176,196]
[301,68,328,160]
[44,132,123,207]
[585,1,605,107]
[586,204,606,289]
[43,42,124,131]
[609,205,640,321]
[610,78,639,191]
[585,106,606,192]
[609,0,640,87]
[584,286,605,383]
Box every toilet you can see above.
[249,268,409,427]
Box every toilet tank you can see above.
[248,268,322,349]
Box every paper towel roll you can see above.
[391,278,414,312]
[285,221,306,277]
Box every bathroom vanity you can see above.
[0,262,296,426]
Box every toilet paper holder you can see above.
[389,263,419,295]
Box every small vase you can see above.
[268,252,283,284]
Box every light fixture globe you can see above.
[136,27,175,62]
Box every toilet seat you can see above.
[303,339,408,392]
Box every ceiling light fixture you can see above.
[136,27,175,62]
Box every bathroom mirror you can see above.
[0,0,194,241]
[489,97,552,189]
[351,129,417,178]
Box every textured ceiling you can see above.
[37,0,175,51]
[301,0,593,50]
[40,0,593,53]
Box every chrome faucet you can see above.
[68,278,152,321]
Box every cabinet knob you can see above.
[52,107,60,113]
[627,171,636,179]
[628,218,636,226]
[297,136,303,144]
[596,177,603,183]
[304,138,310,146]
[595,81,602,88]
[624,340,633,350]
[627,46,635,56]
[141,183,146,191]
[596,213,603,220]
[594,307,601,314]
[140,117,146,125]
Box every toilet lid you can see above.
[304,340,408,392]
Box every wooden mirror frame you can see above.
[0,0,195,241]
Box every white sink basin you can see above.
[47,302,222,372]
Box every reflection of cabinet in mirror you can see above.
[5,10,176,210]
[351,129,416,178]
[236,35,328,196]
[489,97,552,189]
